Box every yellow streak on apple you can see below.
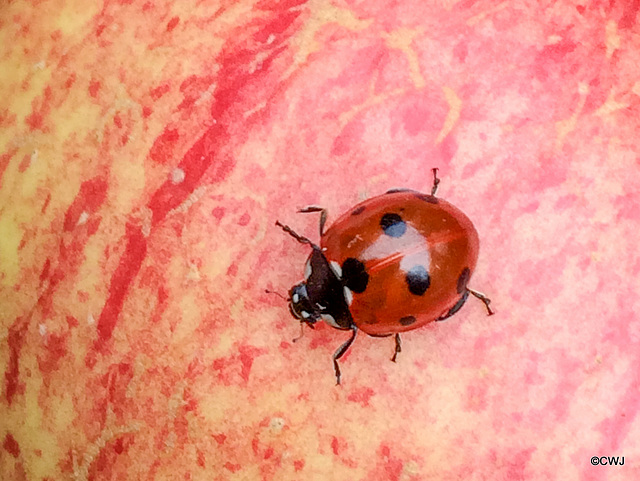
[109,148,146,216]
[0,216,21,287]
[173,292,204,344]
[200,385,244,427]
[383,27,426,90]
[7,350,63,479]
[437,86,462,144]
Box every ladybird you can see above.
[276,169,493,384]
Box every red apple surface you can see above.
[1,1,639,480]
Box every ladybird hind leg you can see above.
[368,332,402,363]
[437,288,494,321]
[391,333,402,363]
[332,326,357,385]
[298,206,328,237]
[468,288,495,316]
[431,167,440,196]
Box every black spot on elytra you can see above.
[351,205,366,216]
[405,265,430,296]
[457,267,471,294]
[415,193,438,204]
[341,257,369,293]
[380,213,406,237]
[399,316,417,326]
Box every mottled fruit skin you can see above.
[321,191,479,336]
[277,171,493,384]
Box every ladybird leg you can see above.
[298,205,328,237]
[275,221,321,250]
[431,167,440,196]
[391,333,402,363]
[291,322,305,343]
[332,326,357,385]
[468,288,495,316]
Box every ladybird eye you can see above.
[292,292,300,303]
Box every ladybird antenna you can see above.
[264,289,287,301]
[275,220,320,250]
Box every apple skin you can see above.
[1,1,640,480]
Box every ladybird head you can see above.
[288,282,319,327]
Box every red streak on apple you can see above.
[196,449,205,467]
[224,462,241,473]
[347,386,375,407]
[18,154,31,173]
[150,84,171,101]
[88,79,101,98]
[92,223,147,355]
[3,433,21,458]
[177,76,216,111]
[0,148,18,185]
[66,315,79,328]
[293,459,304,472]
[166,17,180,32]
[4,318,27,405]
[25,86,52,131]
[619,0,640,28]
[63,176,108,232]
[37,333,68,375]
[374,444,404,481]
[149,127,180,165]
[331,436,340,455]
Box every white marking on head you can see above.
[343,286,353,306]
[292,293,299,303]
[301,311,310,319]
[304,259,312,279]
[329,260,342,278]
[321,314,340,328]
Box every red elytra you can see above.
[276,169,493,384]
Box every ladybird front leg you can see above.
[297,205,328,237]
[468,288,495,316]
[332,326,357,385]
[391,333,402,363]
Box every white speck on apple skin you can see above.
[171,168,185,184]
[77,211,89,226]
